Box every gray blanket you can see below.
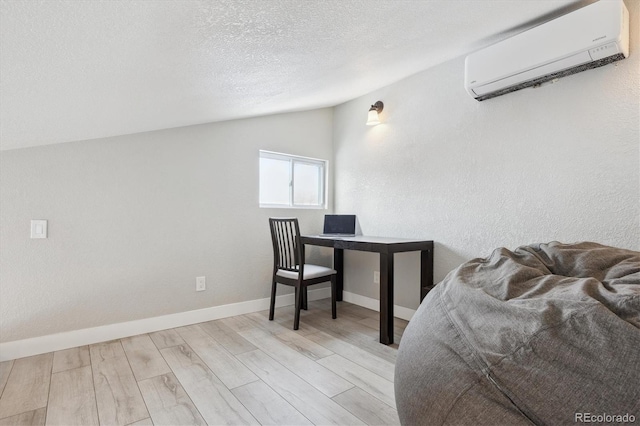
[395,242,640,425]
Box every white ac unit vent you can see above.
[465,0,629,101]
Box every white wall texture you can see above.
[332,0,640,310]
[0,109,334,343]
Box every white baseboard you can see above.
[0,288,415,361]
[342,291,416,321]
[0,287,331,362]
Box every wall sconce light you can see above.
[366,101,384,126]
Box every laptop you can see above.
[321,214,357,237]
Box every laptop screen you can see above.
[323,215,356,235]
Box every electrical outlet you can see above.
[373,271,380,284]
[196,276,206,292]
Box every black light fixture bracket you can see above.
[369,101,384,113]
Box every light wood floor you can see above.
[0,300,408,425]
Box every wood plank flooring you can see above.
[0,300,407,425]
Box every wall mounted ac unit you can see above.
[464,0,629,101]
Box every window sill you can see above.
[260,204,327,210]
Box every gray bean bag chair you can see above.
[395,242,640,425]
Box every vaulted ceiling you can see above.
[1,0,588,150]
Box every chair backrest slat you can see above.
[283,221,291,268]
[269,218,303,273]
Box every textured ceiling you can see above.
[0,0,588,150]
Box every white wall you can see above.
[0,108,334,343]
[332,0,640,310]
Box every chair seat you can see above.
[276,264,336,280]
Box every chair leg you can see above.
[302,287,308,310]
[269,278,277,321]
[294,285,303,330]
[331,275,337,319]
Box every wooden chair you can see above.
[268,217,337,330]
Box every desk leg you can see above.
[380,252,394,345]
[334,248,344,301]
[420,248,434,302]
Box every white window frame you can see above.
[259,150,328,209]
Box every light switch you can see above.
[31,220,47,239]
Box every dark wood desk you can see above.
[300,235,434,345]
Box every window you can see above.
[259,150,327,208]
